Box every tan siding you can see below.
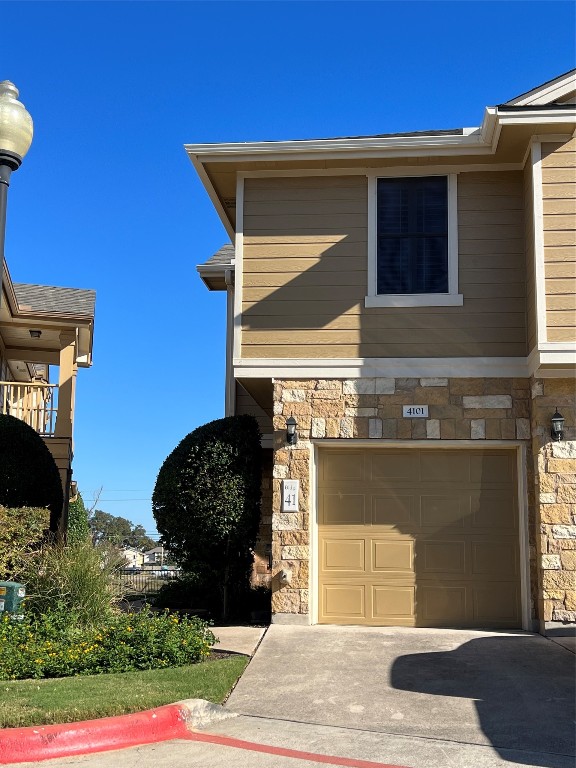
[241,172,527,360]
[524,161,537,352]
[235,382,273,435]
[542,139,576,342]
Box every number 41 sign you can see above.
[282,479,300,512]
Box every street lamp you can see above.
[0,80,34,284]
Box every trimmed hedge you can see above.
[0,414,63,531]
[152,415,262,619]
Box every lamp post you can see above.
[0,80,34,289]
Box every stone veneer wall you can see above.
[251,450,273,589]
[530,379,576,631]
[271,376,538,623]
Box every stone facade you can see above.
[251,450,273,589]
[270,375,574,633]
[530,379,576,631]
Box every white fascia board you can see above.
[497,108,576,125]
[184,130,489,164]
[506,71,576,106]
[234,357,530,379]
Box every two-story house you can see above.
[190,70,575,636]
[0,257,95,535]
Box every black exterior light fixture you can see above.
[551,408,565,442]
[29,329,41,338]
[286,415,298,446]
[0,81,33,299]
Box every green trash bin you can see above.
[0,581,25,615]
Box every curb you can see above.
[0,699,237,764]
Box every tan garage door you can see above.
[318,448,521,628]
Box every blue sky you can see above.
[3,1,575,535]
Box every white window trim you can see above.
[365,172,463,308]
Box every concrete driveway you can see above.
[226,625,576,766]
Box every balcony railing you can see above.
[0,381,58,437]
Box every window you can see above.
[365,173,463,307]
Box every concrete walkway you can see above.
[227,625,576,762]
[212,625,267,655]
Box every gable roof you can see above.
[503,68,576,107]
[13,283,96,318]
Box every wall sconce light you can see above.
[551,408,565,442]
[29,329,41,338]
[286,415,298,446]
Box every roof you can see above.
[189,70,576,243]
[13,283,96,318]
[197,243,235,290]
[205,243,235,267]
[503,68,576,107]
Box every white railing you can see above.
[0,381,59,436]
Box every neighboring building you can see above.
[0,258,95,534]
[143,546,164,565]
[120,546,145,568]
[190,71,576,635]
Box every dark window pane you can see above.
[377,176,448,294]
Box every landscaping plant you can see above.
[153,415,262,619]
[0,414,63,531]
[66,492,90,544]
[18,539,124,629]
[0,505,50,579]
[0,609,216,680]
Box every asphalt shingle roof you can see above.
[204,243,235,267]
[13,283,96,317]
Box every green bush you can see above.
[0,414,63,531]
[153,415,262,619]
[0,506,50,579]
[0,609,216,680]
[67,492,90,544]
[18,539,124,629]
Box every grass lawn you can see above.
[0,655,248,728]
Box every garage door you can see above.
[318,448,521,628]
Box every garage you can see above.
[318,448,521,628]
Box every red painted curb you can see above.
[0,703,190,764]
[187,730,410,768]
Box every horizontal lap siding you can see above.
[235,382,273,435]
[524,162,536,352]
[541,140,576,342]
[241,173,527,359]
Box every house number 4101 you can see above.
[282,480,300,512]
[403,405,429,418]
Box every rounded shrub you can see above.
[0,414,63,531]
[152,415,262,619]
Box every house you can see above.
[0,258,95,535]
[143,546,164,565]
[189,70,576,635]
[120,545,145,569]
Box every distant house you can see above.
[120,546,144,568]
[190,70,576,636]
[143,547,164,565]
[0,259,95,535]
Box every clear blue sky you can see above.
[3,1,575,535]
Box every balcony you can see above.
[0,381,59,437]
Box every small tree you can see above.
[67,491,90,544]
[152,415,262,619]
[0,414,63,531]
